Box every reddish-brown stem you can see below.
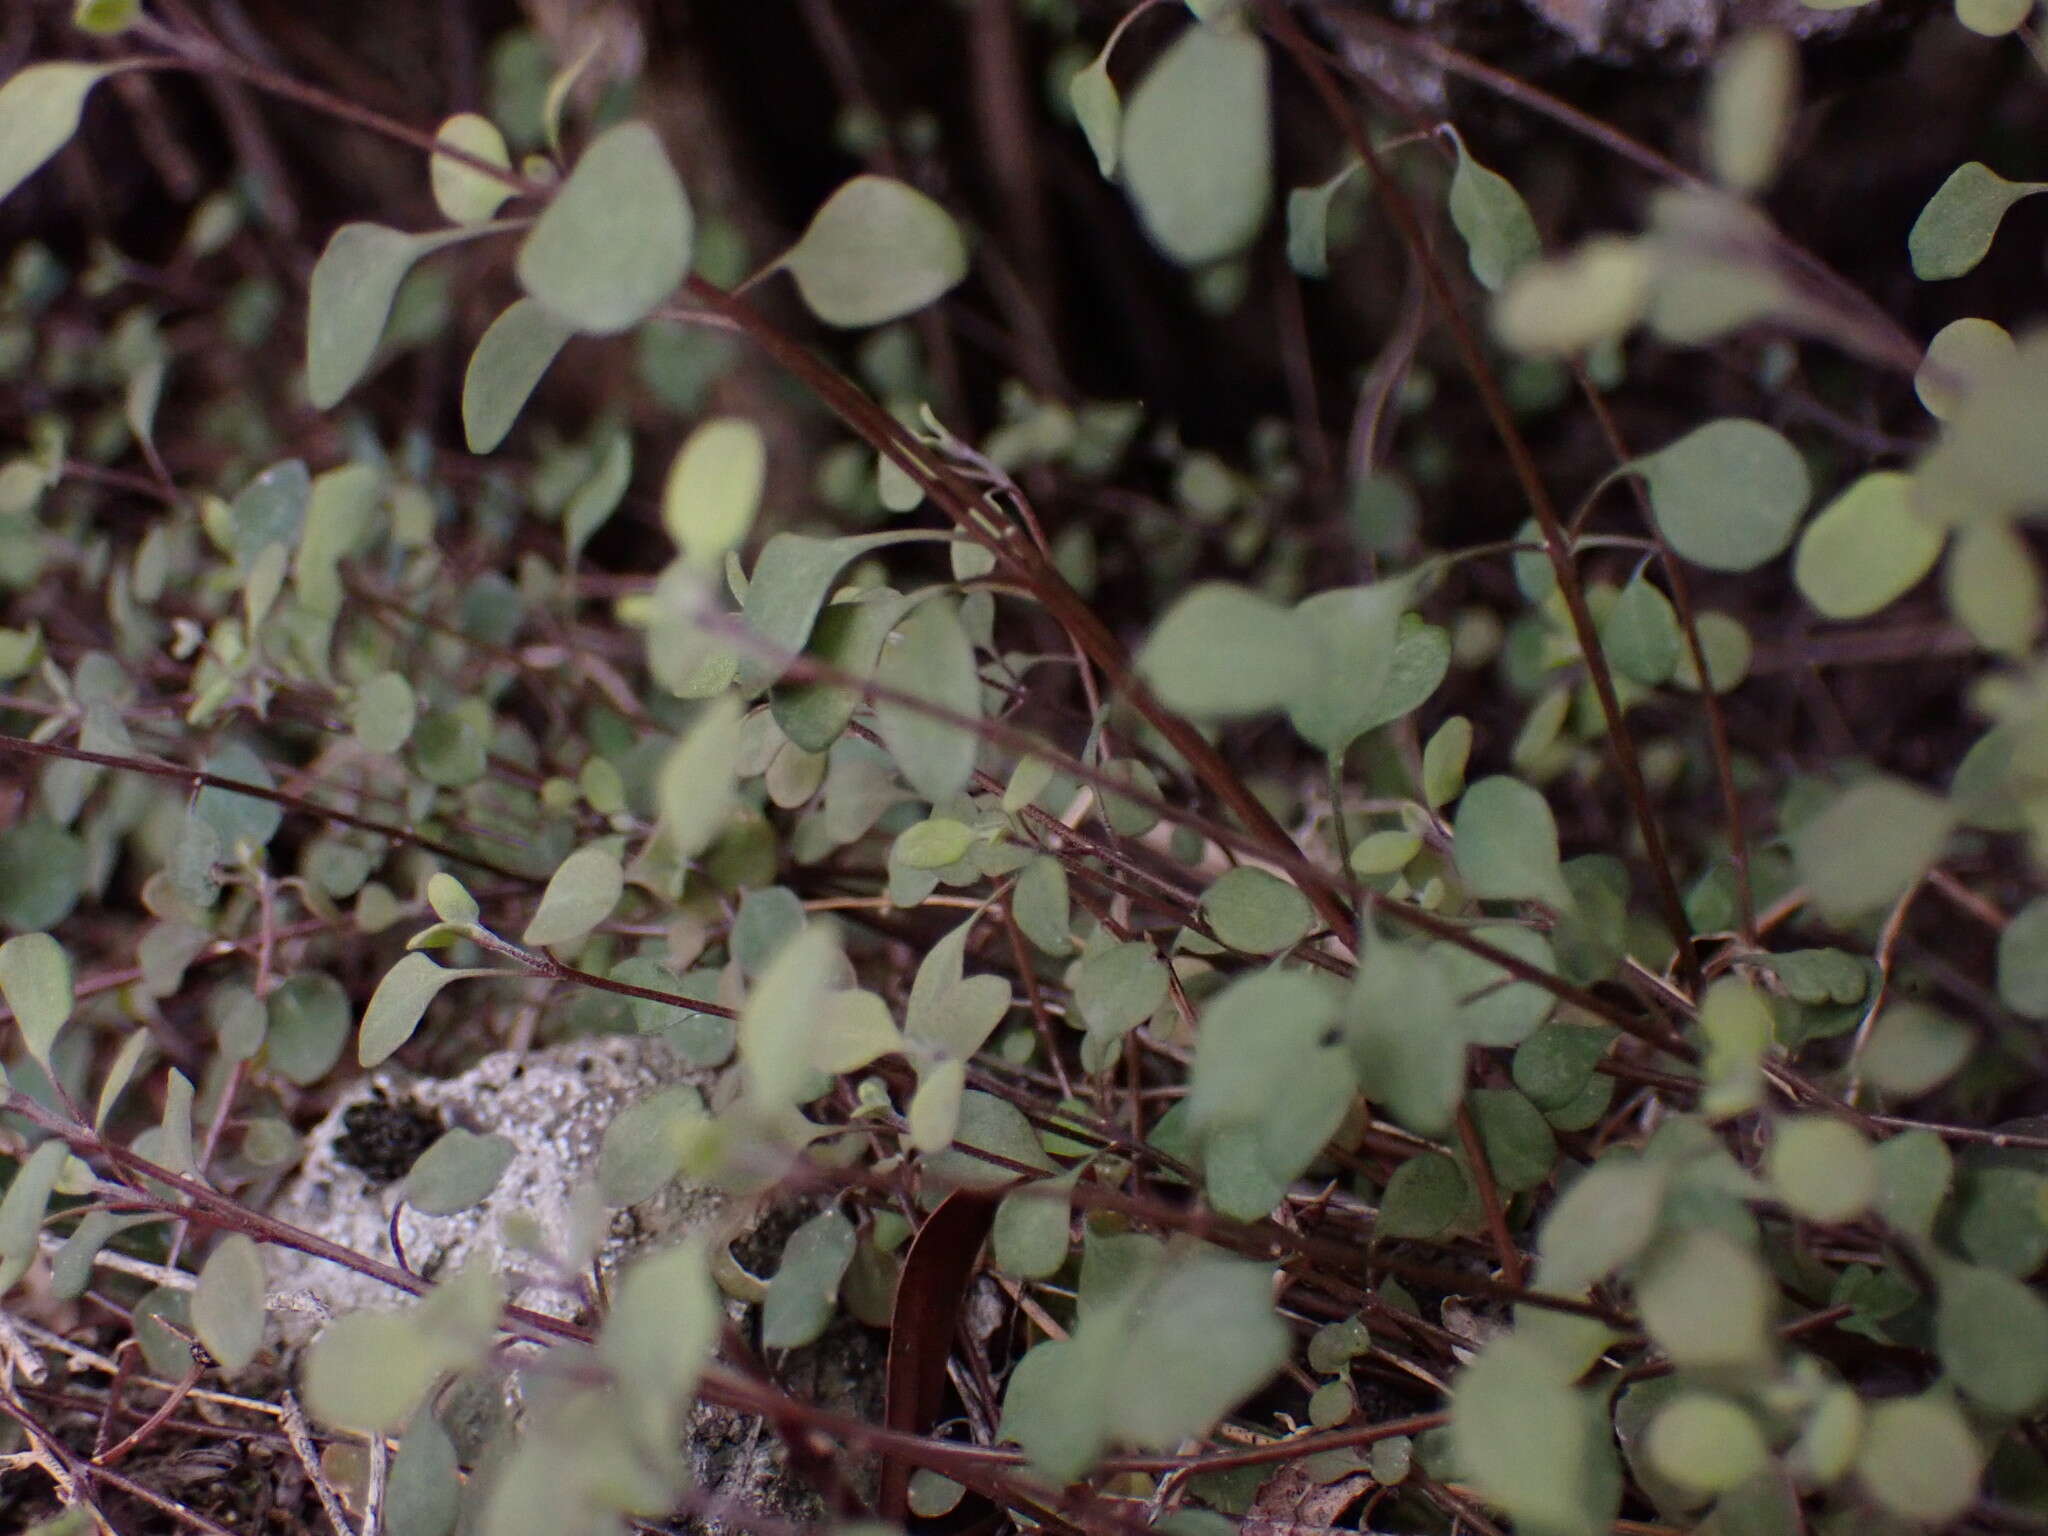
[1257,0,1699,989]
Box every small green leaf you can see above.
[384,1410,461,1536]
[1936,1260,2048,1414]
[1790,776,1953,922]
[1200,867,1314,954]
[995,1179,1073,1279]
[1012,856,1073,956]
[1632,418,1808,572]
[1915,316,2014,420]
[1423,716,1473,809]
[266,973,349,1085]
[1468,1088,1557,1193]
[1645,1394,1770,1496]
[1493,237,1651,355]
[522,844,624,948]
[1347,941,1464,1136]
[1637,1228,1773,1370]
[429,112,514,225]
[1444,125,1541,292]
[0,1140,70,1296]
[1947,520,2043,654]
[1108,1248,1289,1452]
[658,693,745,860]
[1138,582,1309,718]
[517,121,692,334]
[1999,895,2048,1018]
[192,1235,266,1373]
[1859,1001,1973,1097]
[1956,0,2035,33]
[894,817,973,870]
[404,1129,515,1215]
[1603,575,1681,686]
[359,953,492,1067]
[1453,1334,1615,1536]
[1287,159,1362,279]
[1765,1115,1876,1223]
[775,175,968,328]
[1854,1394,1983,1524]
[1119,20,1272,266]
[0,64,113,209]
[1705,29,1796,194]
[1073,940,1168,1034]
[307,223,478,408]
[1453,776,1573,910]
[663,417,766,569]
[762,1210,857,1348]
[875,598,981,804]
[1069,52,1121,178]
[1876,1127,1952,1237]
[462,298,573,453]
[1793,470,1943,619]
[1909,161,2044,281]
[426,872,479,926]
[304,1310,437,1434]
[350,671,417,755]
[0,932,72,1065]
[1535,1158,1666,1295]
[741,922,840,1109]
[1287,581,1408,753]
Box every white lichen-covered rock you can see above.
[266,1034,728,1342]
[264,1034,886,1535]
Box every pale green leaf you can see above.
[350,671,417,755]
[1453,1334,1615,1536]
[0,64,113,209]
[1638,1228,1773,1370]
[462,298,573,453]
[1493,237,1651,356]
[762,1209,857,1349]
[0,1140,70,1296]
[1119,21,1272,266]
[1535,1158,1667,1295]
[1423,716,1474,809]
[517,121,691,333]
[1287,581,1406,753]
[404,1129,515,1215]
[658,693,745,860]
[1137,582,1308,718]
[1790,776,1953,922]
[1200,867,1314,954]
[1705,29,1796,194]
[1936,1260,2048,1414]
[1445,125,1541,292]
[741,921,839,1108]
[1860,1001,1973,1097]
[1347,940,1464,1136]
[875,597,981,804]
[1287,159,1362,279]
[1946,520,2042,654]
[1854,1394,1983,1523]
[663,417,765,568]
[1453,775,1573,910]
[307,223,477,408]
[192,1234,266,1373]
[1793,470,1943,619]
[358,953,492,1067]
[1915,316,2014,420]
[1999,895,2048,1018]
[1069,53,1121,178]
[1645,1394,1770,1496]
[1909,161,2043,281]
[429,112,513,225]
[521,843,623,948]
[1633,418,1808,572]
[1108,1248,1289,1450]
[0,932,72,1065]
[1765,1115,1876,1222]
[776,175,968,328]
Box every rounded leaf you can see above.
[0,932,72,1065]
[403,1128,515,1215]
[663,417,766,568]
[777,175,968,328]
[192,1234,266,1373]
[1200,867,1314,955]
[517,121,692,334]
[1765,1115,1876,1223]
[1634,418,1808,572]
[521,843,624,948]
[1792,471,1942,619]
[1119,21,1272,266]
[1453,776,1573,910]
[429,112,513,225]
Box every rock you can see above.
[265,1034,729,1342]
[264,1034,886,1534]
